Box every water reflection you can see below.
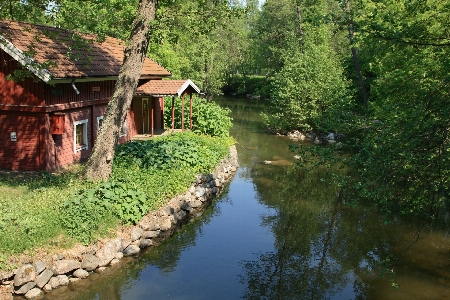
[35,97,450,300]
[220,97,450,300]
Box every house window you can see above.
[73,119,88,153]
[120,120,127,137]
[97,116,104,130]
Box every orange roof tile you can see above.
[136,79,201,96]
[0,20,171,81]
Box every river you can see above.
[43,96,450,300]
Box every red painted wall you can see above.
[0,112,41,170]
[0,51,45,106]
[46,105,134,170]
[44,80,117,106]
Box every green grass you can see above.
[0,133,233,271]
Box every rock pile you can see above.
[286,130,338,144]
[0,146,238,300]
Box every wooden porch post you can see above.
[181,94,185,131]
[160,97,164,129]
[171,96,175,132]
[189,94,193,130]
[151,97,154,136]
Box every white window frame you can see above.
[73,119,88,153]
[97,116,104,130]
[120,119,127,137]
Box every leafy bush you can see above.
[263,24,350,133]
[60,189,111,244]
[112,132,233,210]
[60,180,148,244]
[97,181,149,225]
[115,132,231,173]
[164,96,232,138]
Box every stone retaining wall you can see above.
[0,146,238,300]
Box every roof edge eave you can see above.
[0,34,53,82]
[177,79,201,97]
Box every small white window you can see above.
[120,119,127,137]
[74,119,88,153]
[97,116,104,130]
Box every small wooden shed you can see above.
[134,79,201,136]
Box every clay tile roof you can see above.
[0,19,171,81]
[135,79,201,96]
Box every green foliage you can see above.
[147,0,249,97]
[0,171,86,257]
[112,132,233,211]
[60,180,147,244]
[223,75,272,99]
[263,23,351,133]
[335,0,450,219]
[165,97,233,138]
[115,132,232,173]
[60,188,113,245]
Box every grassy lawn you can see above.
[0,132,234,271]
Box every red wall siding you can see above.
[154,97,163,129]
[0,51,45,106]
[48,108,92,169]
[44,80,116,106]
[128,104,138,138]
[46,105,134,170]
[0,112,41,170]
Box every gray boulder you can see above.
[195,186,206,198]
[33,261,46,275]
[73,269,89,279]
[123,245,140,256]
[24,288,42,299]
[48,277,60,289]
[130,227,144,242]
[52,260,81,275]
[142,230,160,239]
[96,242,117,267]
[35,269,53,288]
[81,254,99,271]
[115,238,132,252]
[56,275,69,286]
[139,239,153,248]
[14,264,36,287]
[15,282,36,295]
[160,218,173,231]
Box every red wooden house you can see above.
[0,20,200,171]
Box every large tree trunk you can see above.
[82,0,158,181]
[345,0,369,109]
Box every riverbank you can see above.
[0,146,238,300]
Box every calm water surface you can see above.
[43,97,450,300]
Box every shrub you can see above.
[60,180,148,244]
[164,96,232,138]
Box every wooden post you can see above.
[151,97,154,136]
[189,94,193,130]
[160,97,164,129]
[171,96,175,132]
[181,94,185,131]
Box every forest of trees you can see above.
[1,0,449,219]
